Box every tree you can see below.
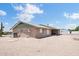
[75,26,79,31]
[0,22,4,37]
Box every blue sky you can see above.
[0,3,79,31]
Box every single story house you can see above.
[11,21,60,38]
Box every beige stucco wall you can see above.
[13,27,52,38]
[35,28,52,38]
[12,23,60,38]
[13,27,37,38]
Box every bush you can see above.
[75,26,79,31]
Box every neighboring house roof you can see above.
[39,24,59,30]
[11,21,59,30]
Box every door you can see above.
[51,30,58,35]
[13,33,18,38]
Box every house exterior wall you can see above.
[13,27,52,38]
[12,23,60,38]
[13,27,37,38]
[35,28,51,38]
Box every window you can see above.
[47,30,50,34]
[40,29,43,33]
[27,29,30,32]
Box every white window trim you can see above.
[47,30,50,35]
[40,29,43,33]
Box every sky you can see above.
[0,3,79,31]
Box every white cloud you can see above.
[17,13,34,22]
[64,12,70,18]
[25,4,43,14]
[5,22,8,25]
[65,24,77,29]
[55,21,60,24]
[11,4,24,11]
[64,12,79,20]
[39,4,43,7]
[49,24,54,27]
[0,10,7,16]
[49,24,61,29]
[3,22,9,31]
[11,4,44,22]
[15,5,24,11]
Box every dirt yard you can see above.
[0,33,79,56]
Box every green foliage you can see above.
[68,26,79,31]
[74,26,79,31]
[71,26,79,31]
[0,22,4,37]
[3,32,11,35]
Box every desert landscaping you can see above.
[0,32,79,56]
[1,3,79,56]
